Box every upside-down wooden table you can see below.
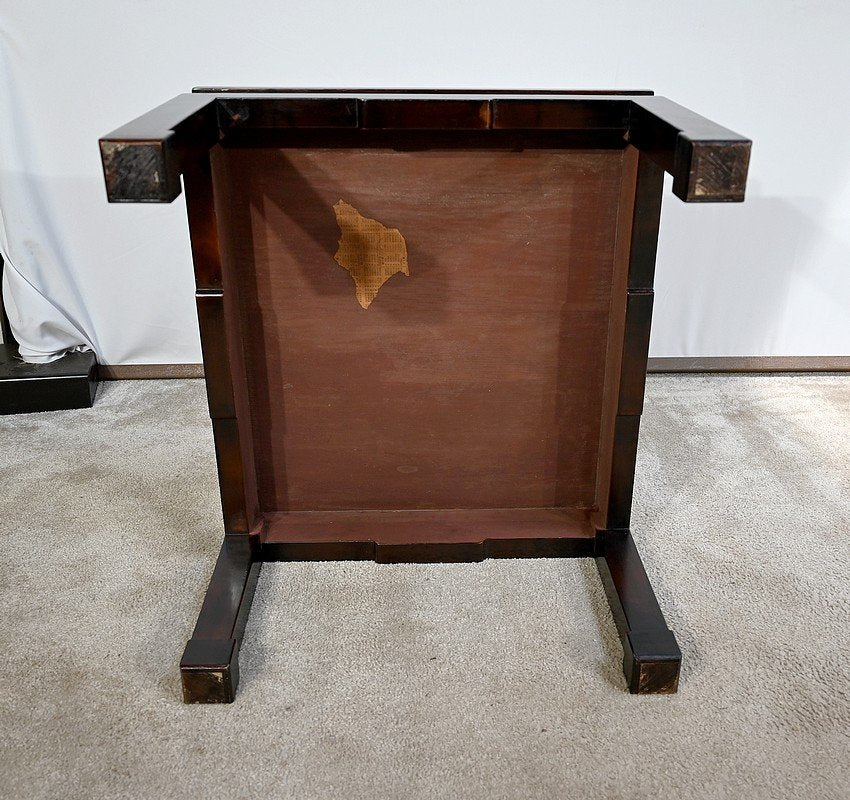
[100,89,750,702]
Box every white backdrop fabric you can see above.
[1,1,848,364]
[0,45,95,361]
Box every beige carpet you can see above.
[0,375,848,799]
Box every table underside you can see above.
[212,142,626,541]
[100,90,752,700]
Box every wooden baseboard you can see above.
[647,356,850,373]
[99,363,205,379]
[99,357,850,380]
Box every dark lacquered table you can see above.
[100,89,750,702]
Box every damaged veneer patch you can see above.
[332,200,409,308]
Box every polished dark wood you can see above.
[194,292,236,418]
[184,150,260,537]
[629,96,750,202]
[100,89,749,701]
[183,154,224,290]
[192,87,655,95]
[217,97,358,132]
[596,530,681,693]
[180,536,261,703]
[361,98,490,129]
[604,414,644,532]
[626,154,665,290]
[262,508,596,563]
[592,148,663,534]
[618,290,655,416]
[100,92,751,204]
[209,418,255,536]
[492,98,631,131]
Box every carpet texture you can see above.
[0,376,848,799]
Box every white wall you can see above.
[1,0,848,363]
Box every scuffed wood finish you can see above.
[100,91,750,204]
[216,96,358,132]
[100,88,750,701]
[99,140,182,203]
[629,96,751,202]
[100,94,217,202]
[181,537,261,703]
[596,530,681,693]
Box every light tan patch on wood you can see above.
[333,200,409,308]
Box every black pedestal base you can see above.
[0,344,98,415]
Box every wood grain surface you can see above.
[212,144,625,513]
[262,507,596,562]
[263,507,594,543]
